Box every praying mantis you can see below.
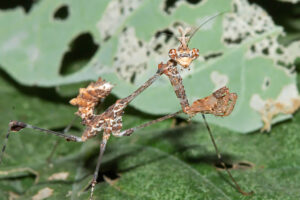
[0,13,253,199]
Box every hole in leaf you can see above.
[264,78,270,87]
[164,0,202,14]
[138,40,143,47]
[186,0,202,4]
[130,72,136,84]
[277,60,286,67]
[215,162,233,169]
[154,44,162,52]
[204,52,223,61]
[249,0,299,40]
[0,0,38,13]
[54,5,69,20]
[276,47,283,55]
[59,33,99,76]
[120,7,124,14]
[250,45,256,53]
[255,30,264,34]
[262,48,269,55]
[224,38,242,44]
[266,80,270,87]
[155,29,174,42]
[164,0,177,14]
[233,3,238,12]
[104,35,111,42]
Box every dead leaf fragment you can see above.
[250,84,300,132]
[48,172,69,181]
[32,187,53,200]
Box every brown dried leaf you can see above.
[250,84,300,132]
[260,98,300,132]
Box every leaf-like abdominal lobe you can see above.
[188,86,237,116]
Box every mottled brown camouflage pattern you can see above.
[188,86,237,116]
[69,78,113,126]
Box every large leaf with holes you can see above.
[0,0,299,133]
[1,70,300,199]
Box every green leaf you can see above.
[0,0,299,133]
[1,71,300,199]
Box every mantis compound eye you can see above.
[169,49,177,60]
[191,48,199,59]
